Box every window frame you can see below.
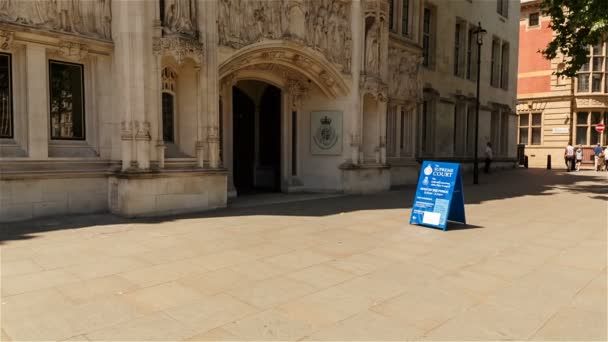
[48,59,86,141]
[576,42,606,94]
[500,41,510,90]
[0,52,14,139]
[529,12,539,27]
[497,0,508,18]
[517,112,542,146]
[161,67,178,144]
[422,6,435,69]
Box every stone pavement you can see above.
[1,169,606,341]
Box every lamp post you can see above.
[473,22,486,185]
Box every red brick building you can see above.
[517,0,608,168]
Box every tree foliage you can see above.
[541,0,608,77]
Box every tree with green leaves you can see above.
[541,0,608,77]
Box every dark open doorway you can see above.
[232,82,282,195]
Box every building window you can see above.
[161,67,177,143]
[576,111,606,145]
[453,103,466,155]
[0,53,12,139]
[490,38,500,87]
[49,60,85,140]
[518,113,541,145]
[466,26,477,81]
[420,99,434,154]
[577,42,606,93]
[500,42,509,89]
[401,0,409,36]
[454,19,466,77]
[529,12,539,26]
[422,7,432,68]
[400,109,413,157]
[497,0,508,17]
[466,104,475,155]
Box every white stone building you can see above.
[0,0,518,222]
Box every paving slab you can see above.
[1,169,606,341]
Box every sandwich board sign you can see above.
[409,161,466,231]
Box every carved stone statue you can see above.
[164,0,197,36]
[216,0,352,73]
[365,21,379,75]
[0,0,112,40]
[286,0,305,41]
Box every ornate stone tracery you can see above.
[0,0,112,40]
[153,36,204,65]
[162,0,197,37]
[218,0,352,74]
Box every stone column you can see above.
[25,44,48,159]
[221,77,236,196]
[205,0,221,169]
[378,96,387,164]
[113,0,150,170]
[350,0,363,165]
[195,63,206,168]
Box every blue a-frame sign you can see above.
[409,161,466,231]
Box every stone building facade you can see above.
[414,0,519,173]
[518,0,608,168]
[0,0,518,222]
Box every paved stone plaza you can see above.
[1,169,606,341]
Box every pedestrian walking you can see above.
[575,145,583,171]
[484,142,493,174]
[598,148,606,172]
[565,142,575,172]
[593,143,603,171]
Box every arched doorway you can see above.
[232,80,282,194]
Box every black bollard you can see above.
[547,155,551,170]
[525,156,529,169]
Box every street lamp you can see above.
[473,22,487,185]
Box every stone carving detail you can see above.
[135,121,151,141]
[365,21,380,76]
[153,36,204,65]
[0,0,112,40]
[218,0,352,73]
[576,97,608,108]
[0,30,13,50]
[163,0,197,36]
[388,48,422,101]
[286,78,309,106]
[120,120,133,140]
[57,41,89,61]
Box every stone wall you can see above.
[0,176,108,222]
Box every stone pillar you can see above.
[205,0,221,169]
[221,79,236,196]
[378,96,387,164]
[25,44,48,159]
[113,0,150,170]
[154,53,165,168]
[195,63,206,168]
[350,0,363,165]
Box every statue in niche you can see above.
[164,0,196,36]
[365,21,379,75]
[286,0,305,41]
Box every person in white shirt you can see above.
[564,142,575,172]
[484,142,493,174]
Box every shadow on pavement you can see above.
[1,168,605,244]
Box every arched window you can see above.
[161,67,177,142]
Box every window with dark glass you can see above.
[422,8,431,67]
[497,0,508,17]
[162,92,175,142]
[466,27,476,80]
[529,13,539,26]
[490,39,500,87]
[518,113,541,145]
[0,53,12,139]
[49,60,85,140]
[576,112,589,145]
[454,22,461,76]
[577,42,606,93]
[401,0,409,36]
[501,42,509,89]
[389,0,395,32]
